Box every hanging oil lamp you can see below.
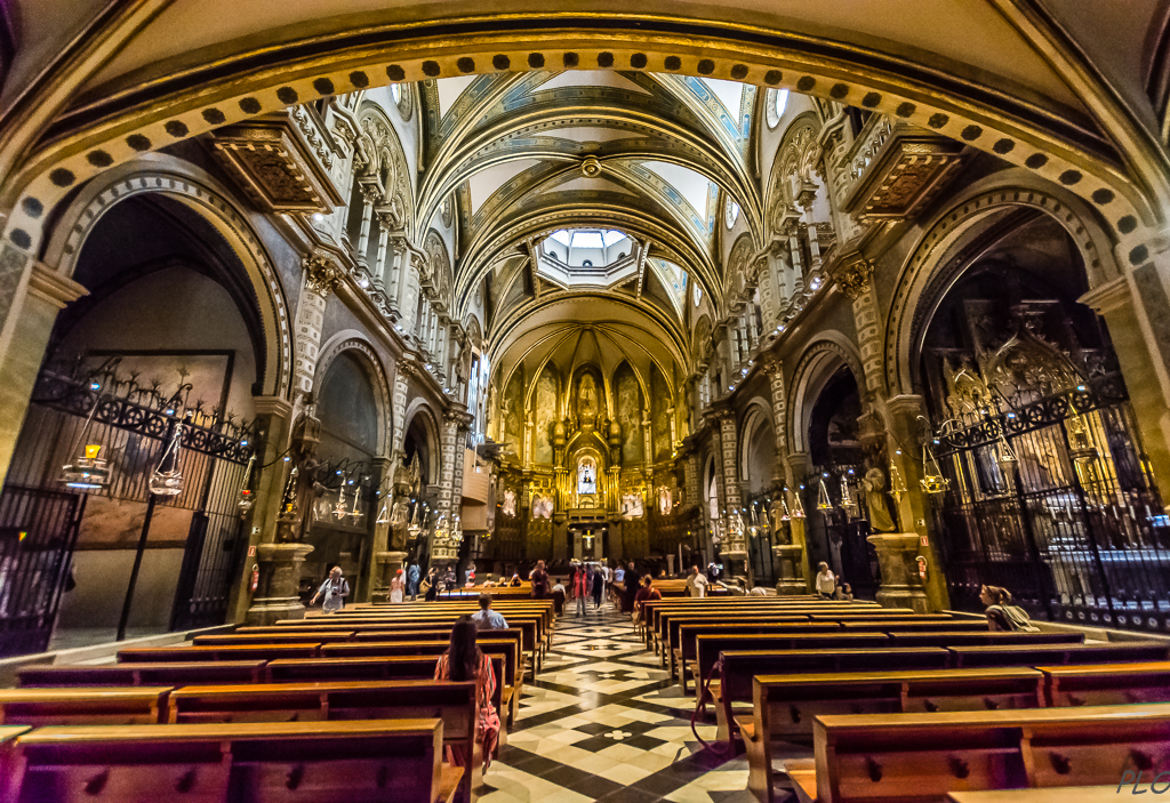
[994,434,1018,490]
[791,485,806,519]
[148,421,185,497]
[236,454,256,517]
[889,456,908,506]
[332,483,349,520]
[816,475,833,511]
[778,494,792,522]
[375,491,391,525]
[919,439,951,495]
[347,482,364,524]
[60,382,112,491]
[840,473,857,517]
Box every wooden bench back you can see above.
[1038,661,1170,707]
[810,703,1170,802]
[0,688,172,726]
[18,661,267,687]
[117,643,321,662]
[11,718,448,803]
[950,642,1168,667]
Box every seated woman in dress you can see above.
[434,616,501,769]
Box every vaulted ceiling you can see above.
[413,69,760,386]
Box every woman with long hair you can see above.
[434,616,501,769]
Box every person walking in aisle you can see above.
[574,562,589,616]
[591,562,604,610]
[529,559,549,599]
[421,566,439,601]
[389,567,405,603]
[310,565,350,612]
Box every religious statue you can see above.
[862,466,898,533]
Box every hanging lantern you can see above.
[791,485,806,519]
[347,483,364,523]
[236,454,257,517]
[919,440,951,495]
[816,476,833,511]
[375,493,391,525]
[61,443,112,491]
[840,474,857,516]
[889,460,908,505]
[60,383,112,492]
[148,422,185,497]
[333,484,349,520]
[994,434,1018,487]
[779,495,792,522]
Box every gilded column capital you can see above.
[302,251,343,296]
[836,256,875,300]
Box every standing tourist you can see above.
[310,565,350,613]
[389,568,406,603]
[422,566,439,601]
[434,617,500,769]
[591,563,605,610]
[407,560,421,600]
[686,565,708,598]
[574,563,589,616]
[529,559,549,599]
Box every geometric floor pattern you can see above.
[482,601,802,802]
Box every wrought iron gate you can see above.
[0,486,83,655]
[0,363,255,654]
[935,374,1170,631]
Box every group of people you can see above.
[814,561,854,601]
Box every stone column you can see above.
[363,456,396,602]
[0,259,88,490]
[785,451,814,591]
[293,252,342,397]
[836,256,882,399]
[355,195,375,265]
[1081,274,1170,510]
[883,394,949,611]
[229,395,294,622]
[867,533,929,613]
[373,223,390,284]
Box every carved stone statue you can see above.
[862,466,897,533]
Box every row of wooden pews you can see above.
[0,596,557,802]
[638,595,1170,802]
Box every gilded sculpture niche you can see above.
[650,364,673,461]
[533,365,558,465]
[502,372,524,458]
[572,370,605,430]
[614,363,643,465]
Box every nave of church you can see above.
[6,1,1170,800]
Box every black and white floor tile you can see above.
[482,603,802,802]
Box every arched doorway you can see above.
[1,194,260,653]
[801,364,879,598]
[918,213,1169,630]
[302,351,381,595]
[401,408,439,566]
[740,404,778,584]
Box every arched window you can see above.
[724,196,740,229]
[765,88,789,129]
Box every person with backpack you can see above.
[310,565,350,613]
[980,584,1039,631]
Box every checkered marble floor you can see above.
[481,602,803,802]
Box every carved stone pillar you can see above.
[374,224,390,283]
[245,542,314,625]
[883,394,949,611]
[355,196,375,264]
[294,251,342,396]
[0,259,88,490]
[231,395,294,622]
[1081,273,1170,510]
[867,533,930,613]
[718,409,740,511]
[763,359,789,487]
[785,451,813,591]
[837,255,882,400]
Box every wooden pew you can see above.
[712,648,953,740]
[0,687,171,726]
[1039,661,1170,706]
[167,680,480,802]
[18,661,267,687]
[949,642,1168,667]
[648,602,890,651]
[691,633,893,694]
[11,718,461,803]
[742,667,1046,802]
[888,631,1080,647]
[117,643,322,662]
[782,703,1170,803]
[946,788,1125,803]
